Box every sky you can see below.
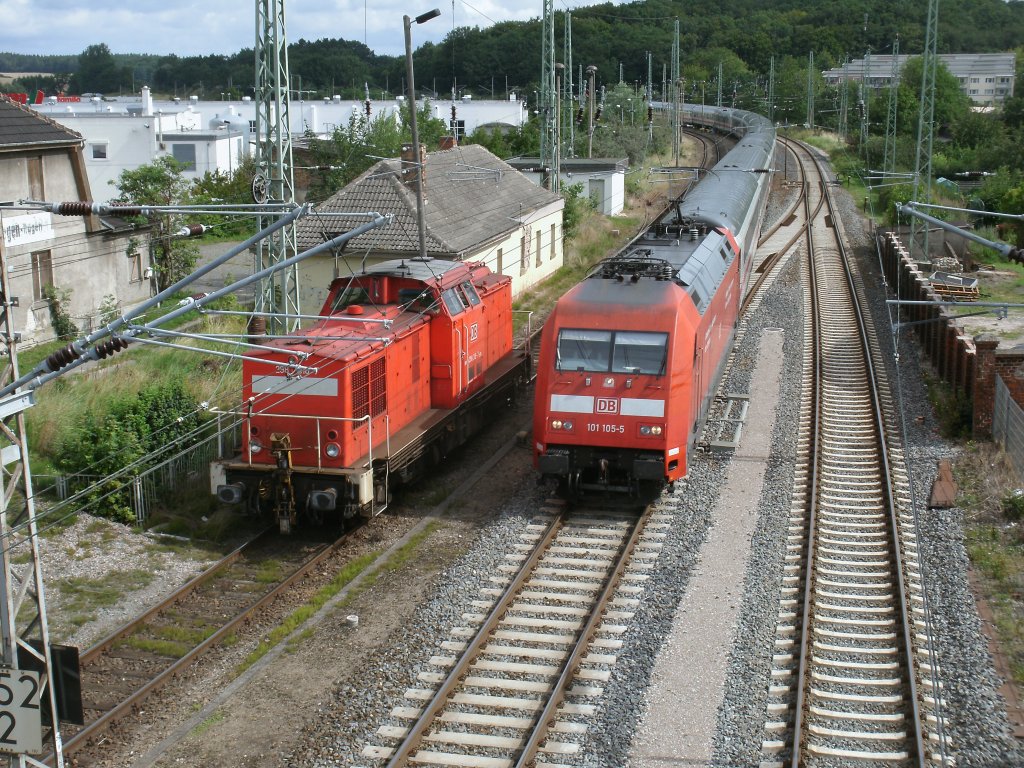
[0,0,609,60]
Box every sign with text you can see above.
[2,213,54,248]
[0,667,42,754]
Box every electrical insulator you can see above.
[175,224,209,237]
[594,107,602,121]
[365,100,371,118]
[576,107,584,125]
[647,105,653,123]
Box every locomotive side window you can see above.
[331,285,370,313]
[612,331,668,375]
[556,329,612,372]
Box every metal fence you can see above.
[993,376,1024,483]
[35,413,242,527]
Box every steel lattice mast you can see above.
[0,251,63,767]
[806,50,815,128]
[539,0,558,191]
[254,0,299,331]
[860,48,871,158]
[838,56,849,140]
[883,37,901,179]
[911,0,939,261]
[564,12,574,159]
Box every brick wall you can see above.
[878,231,1024,438]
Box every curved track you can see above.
[359,502,660,767]
[760,141,950,767]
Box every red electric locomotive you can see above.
[212,257,529,532]
[533,105,775,497]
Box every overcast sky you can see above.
[0,0,609,60]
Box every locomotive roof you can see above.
[361,257,464,282]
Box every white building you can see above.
[508,157,628,215]
[29,88,529,202]
[822,52,1016,106]
[0,96,152,346]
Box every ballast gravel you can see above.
[285,167,1023,767]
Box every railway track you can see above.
[760,140,950,766]
[359,501,662,767]
[53,527,346,763]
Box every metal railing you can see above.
[993,376,1024,482]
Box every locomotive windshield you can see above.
[556,329,668,375]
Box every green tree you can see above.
[70,43,130,94]
[189,155,260,238]
[112,157,199,291]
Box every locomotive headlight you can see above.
[562,420,573,431]
[640,425,652,436]
[250,439,263,454]
[325,443,340,458]
[551,419,563,430]
[651,426,663,436]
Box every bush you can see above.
[55,379,202,524]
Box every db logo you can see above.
[469,323,479,341]
[597,398,618,414]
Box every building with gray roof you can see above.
[294,142,564,311]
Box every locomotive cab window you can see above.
[441,287,466,316]
[556,329,668,375]
[612,331,668,375]
[459,281,481,307]
[556,329,612,372]
[331,284,370,313]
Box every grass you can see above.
[191,709,226,738]
[57,568,156,629]
[954,443,1024,688]
[233,521,445,675]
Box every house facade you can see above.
[0,96,152,346]
[294,142,564,312]
[507,157,629,215]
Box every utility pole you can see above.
[716,61,723,108]
[254,0,299,333]
[767,57,775,122]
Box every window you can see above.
[556,329,669,375]
[127,241,144,283]
[496,247,503,275]
[550,224,557,260]
[31,250,53,302]
[612,331,668,375]
[520,235,527,275]
[171,143,197,170]
[91,143,108,160]
[557,329,612,372]
[330,284,370,313]
[441,287,466,316]
[536,230,542,268]
[459,281,481,307]
[27,156,43,200]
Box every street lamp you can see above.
[404,7,441,260]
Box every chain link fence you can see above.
[35,413,242,528]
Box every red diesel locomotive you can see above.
[533,105,776,497]
[212,257,529,532]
